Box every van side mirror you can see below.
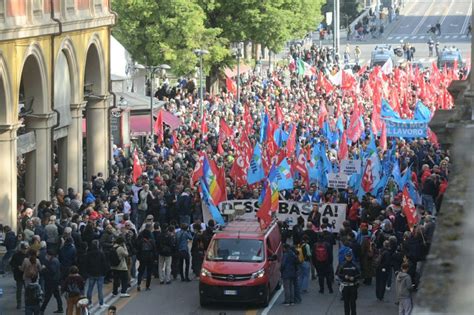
[268,254,278,261]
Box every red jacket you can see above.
[348,201,360,221]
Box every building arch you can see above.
[19,43,50,115]
[84,34,106,96]
[57,37,80,104]
[0,52,13,124]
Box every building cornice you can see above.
[0,14,115,42]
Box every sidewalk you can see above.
[0,271,137,315]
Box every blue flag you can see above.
[414,100,431,122]
[274,127,289,148]
[276,158,294,190]
[374,171,390,204]
[381,98,401,119]
[400,165,411,189]
[247,143,265,184]
[391,161,403,189]
[259,112,268,143]
[200,178,225,225]
[407,180,421,205]
[336,116,344,134]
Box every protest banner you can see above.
[384,118,428,138]
[327,173,349,189]
[202,199,347,231]
[340,159,362,175]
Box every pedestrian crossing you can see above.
[386,34,470,41]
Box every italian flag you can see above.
[297,58,316,77]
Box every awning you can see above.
[130,115,152,136]
[224,63,252,78]
[130,110,182,136]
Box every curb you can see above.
[88,279,138,314]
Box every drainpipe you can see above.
[50,0,62,199]
[107,7,118,174]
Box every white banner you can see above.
[202,199,347,231]
[340,159,362,175]
[327,173,348,189]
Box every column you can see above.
[64,102,86,193]
[86,96,110,180]
[25,113,55,204]
[0,124,19,231]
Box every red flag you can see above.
[230,148,248,187]
[201,111,208,135]
[275,103,284,124]
[286,125,297,158]
[361,159,373,193]
[427,128,439,146]
[153,110,164,145]
[402,187,418,228]
[217,134,224,155]
[347,100,364,143]
[256,180,272,229]
[294,151,310,187]
[338,132,348,161]
[318,102,328,128]
[209,159,227,205]
[132,150,143,183]
[341,70,356,90]
[225,77,237,96]
[191,152,206,185]
[380,121,387,152]
[219,118,233,138]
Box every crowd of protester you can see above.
[0,41,456,315]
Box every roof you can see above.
[215,219,277,238]
[116,91,164,109]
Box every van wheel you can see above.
[200,296,210,308]
[260,285,271,307]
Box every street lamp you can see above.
[148,64,171,138]
[232,42,244,116]
[194,49,209,120]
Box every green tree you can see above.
[198,0,324,53]
[112,0,228,75]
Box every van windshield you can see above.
[207,239,264,262]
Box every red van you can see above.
[199,219,282,307]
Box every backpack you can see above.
[66,278,81,297]
[109,247,121,267]
[314,242,329,263]
[25,283,42,306]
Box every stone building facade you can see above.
[0,0,115,230]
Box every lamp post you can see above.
[232,42,244,116]
[194,49,209,120]
[148,64,170,138]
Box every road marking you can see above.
[461,2,472,35]
[261,286,283,315]
[440,0,455,25]
[396,36,401,40]
[419,58,425,62]
[388,36,393,40]
[419,36,425,39]
[411,1,436,35]
[412,36,417,39]
[453,35,458,38]
[445,35,451,39]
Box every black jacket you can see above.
[10,251,27,281]
[85,249,109,277]
[337,260,361,285]
[3,231,17,251]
